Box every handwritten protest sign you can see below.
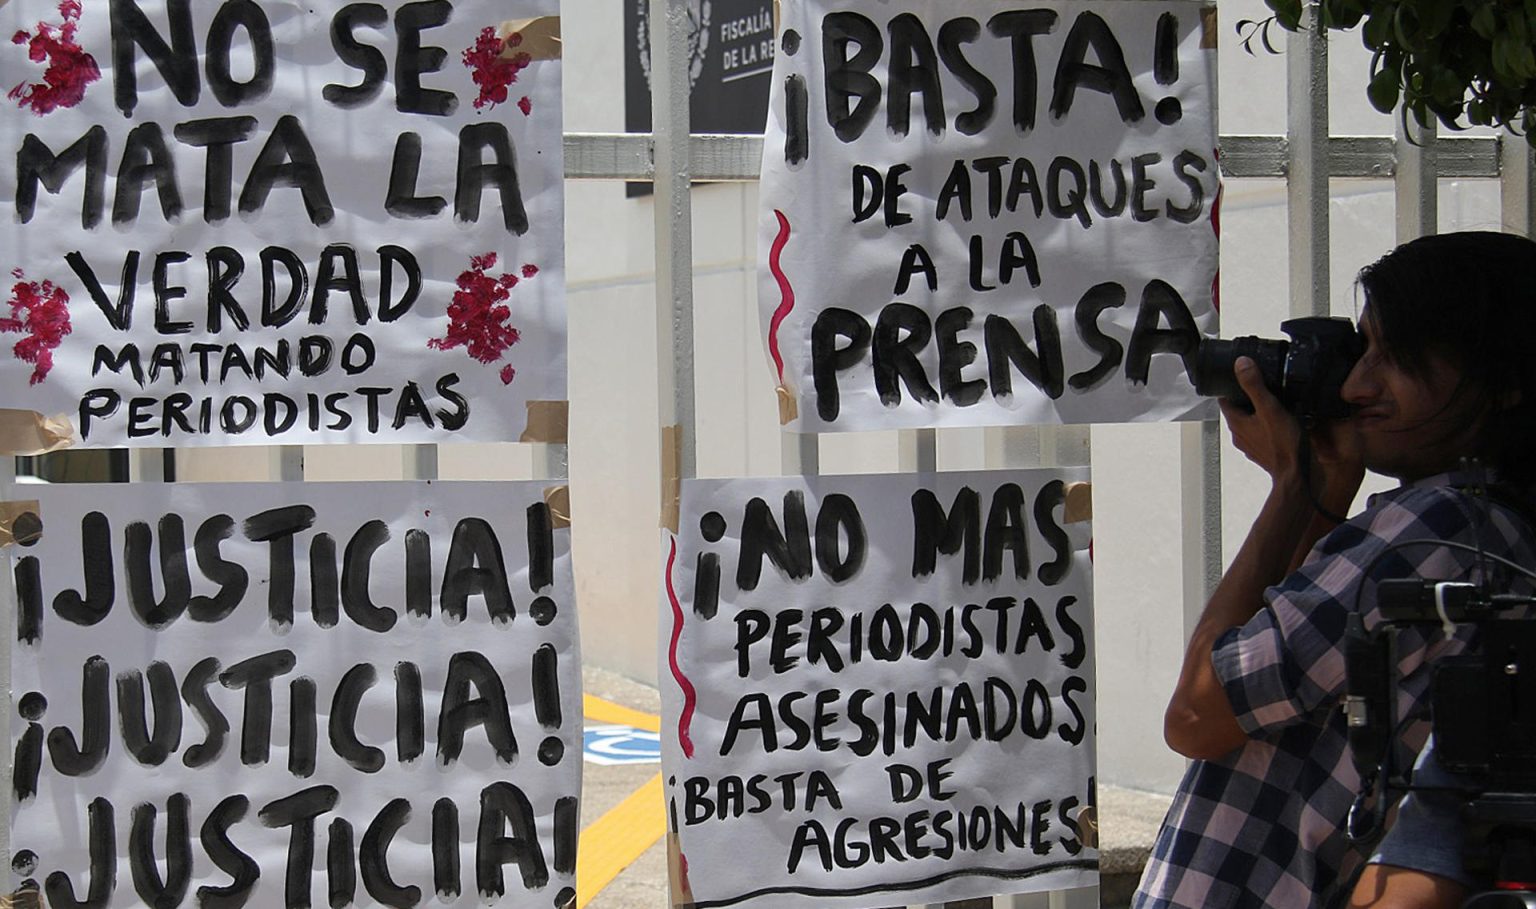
[759,0,1219,431]
[0,0,564,448]
[7,480,579,908]
[661,470,1096,909]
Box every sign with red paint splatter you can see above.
[660,469,1096,909]
[758,0,1218,431]
[7,480,580,908]
[0,0,564,448]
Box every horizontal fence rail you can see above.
[563,132,1514,182]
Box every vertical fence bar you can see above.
[782,433,818,475]
[272,445,304,482]
[407,445,439,481]
[1287,4,1330,319]
[537,444,570,482]
[898,429,938,473]
[652,0,697,491]
[1501,137,1536,238]
[128,448,166,482]
[1395,118,1437,242]
[1182,420,1222,636]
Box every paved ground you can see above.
[580,667,668,909]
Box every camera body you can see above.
[1194,316,1364,419]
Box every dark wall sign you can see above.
[625,0,773,134]
[624,0,773,194]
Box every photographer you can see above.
[1133,231,1536,909]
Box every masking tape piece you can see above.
[499,16,561,61]
[1200,6,1218,49]
[1063,481,1093,524]
[0,501,42,549]
[6,887,42,909]
[1074,805,1099,850]
[520,400,569,444]
[660,425,681,533]
[543,485,571,530]
[772,0,781,35]
[667,830,696,909]
[776,386,798,425]
[0,409,75,456]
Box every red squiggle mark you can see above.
[767,209,796,383]
[463,27,533,112]
[1,268,71,384]
[9,0,99,115]
[428,253,532,385]
[665,537,697,758]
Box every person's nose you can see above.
[1341,351,1376,405]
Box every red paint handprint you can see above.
[463,26,534,113]
[428,253,537,386]
[9,0,100,115]
[2,269,71,385]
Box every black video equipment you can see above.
[1345,528,1536,907]
[1194,316,1364,419]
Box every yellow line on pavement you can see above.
[577,773,665,909]
[584,694,662,732]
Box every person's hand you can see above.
[1219,357,1304,483]
[1219,357,1365,501]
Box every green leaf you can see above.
[1431,67,1464,105]
[1518,42,1536,78]
[1394,3,1427,49]
[1364,7,1395,45]
[1369,66,1403,111]
[1471,4,1498,39]
[1266,0,1305,30]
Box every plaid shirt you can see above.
[1134,472,1536,909]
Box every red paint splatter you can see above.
[1,268,71,384]
[517,95,532,116]
[462,26,533,111]
[9,0,100,115]
[521,263,538,278]
[428,253,536,383]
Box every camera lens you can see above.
[1193,337,1289,406]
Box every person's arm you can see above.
[1162,468,1320,758]
[1163,359,1364,760]
[1348,863,1468,909]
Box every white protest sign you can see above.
[7,480,580,908]
[661,470,1096,909]
[759,0,1219,431]
[0,0,564,448]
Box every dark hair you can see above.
[1356,230,1536,482]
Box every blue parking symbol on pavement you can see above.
[583,724,663,765]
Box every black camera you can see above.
[1193,316,1364,419]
